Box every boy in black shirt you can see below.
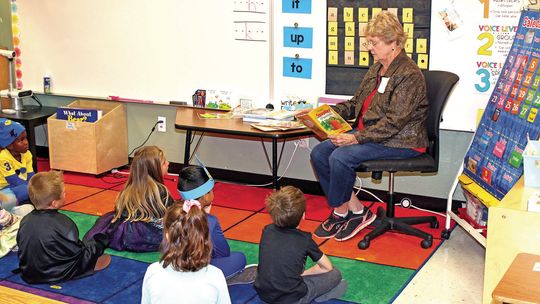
[16,171,111,284]
[254,186,347,303]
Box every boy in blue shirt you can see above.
[0,118,34,215]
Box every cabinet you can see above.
[482,178,540,304]
[47,99,128,175]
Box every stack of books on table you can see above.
[250,120,306,132]
[241,108,298,123]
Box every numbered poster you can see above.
[463,10,540,200]
[473,0,521,95]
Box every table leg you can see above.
[25,121,38,172]
[184,130,192,166]
[272,138,278,190]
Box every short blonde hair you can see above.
[28,171,64,209]
[364,10,407,47]
[266,186,306,228]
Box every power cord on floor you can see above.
[128,120,162,157]
[353,176,445,217]
[244,140,303,187]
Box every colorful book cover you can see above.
[56,107,103,123]
[297,104,351,139]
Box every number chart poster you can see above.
[464,10,540,200]
[474,0,521,96]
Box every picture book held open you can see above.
[296,104,351,139]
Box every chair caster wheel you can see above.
[421,239,432,249]
[430,220,439,229]
[358,239,370,250]
[400,198,412,208]
[441,229,451,239]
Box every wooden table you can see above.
[492,253,540,303]
[175,107,312,189]
[0,105,57,171]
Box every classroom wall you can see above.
[0,0,471,201]
[0,1,11,50]
[34,92,471,200]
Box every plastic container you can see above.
[523,140,540,188]
[43,75,51,94]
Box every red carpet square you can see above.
[61,190,118,216]
[320,228,443,269]
[64,184,103,204]
[224,213,325,245]
[213,182,270,211]
[211,206,256,230]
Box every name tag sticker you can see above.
[378,77,389,93]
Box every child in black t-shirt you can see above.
[254,186,347,304]
[16,171,111,284]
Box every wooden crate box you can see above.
[48,100,128,175]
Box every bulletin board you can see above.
[14,0,271,105]
[463,9,540,200]
[325,0,431,95]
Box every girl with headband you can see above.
[178,164,256,284]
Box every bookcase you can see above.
[47,99,128,175]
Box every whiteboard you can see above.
[16,0,271,105]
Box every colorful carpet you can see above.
[0,159,453,303]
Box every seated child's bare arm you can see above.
[302,253,333,276]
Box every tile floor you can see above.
[393,226,486,304]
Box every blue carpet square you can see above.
[228,283,356,304]
[103,278,143,304]
[0,252,18,280]
[229,283,259,303]
[7,255,149,302]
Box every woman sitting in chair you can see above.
[306,11,428,242]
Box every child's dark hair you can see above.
[178,166,209,192]
[160,203,212,272]
[178,166,212,207]
[265,186,306,228]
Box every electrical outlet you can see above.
[297,138,309,149]
[157,116,166,132]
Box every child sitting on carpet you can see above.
[254,186,348,303]
[178,163,255,283]
[84,146,176,252]
[142,201,230,304]
[0,118,35,216]
[16,171,111,284]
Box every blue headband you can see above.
[179,155,215,200]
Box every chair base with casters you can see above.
[355,70,459,250]
[357,172,439,250]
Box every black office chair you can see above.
[356,70,459,250]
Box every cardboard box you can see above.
[48,100,128,175]
[523,140,540,188]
